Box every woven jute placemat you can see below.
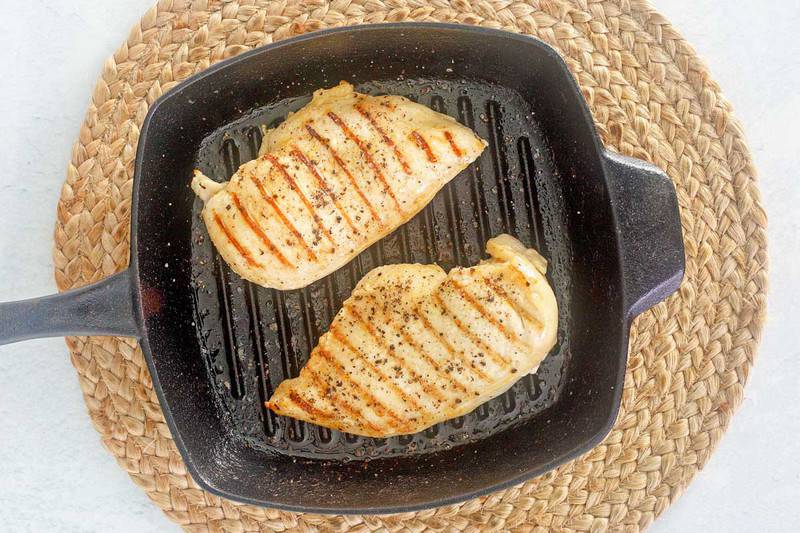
[53,1,768,531]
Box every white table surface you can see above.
[0,1,797,531]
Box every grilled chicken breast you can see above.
[191,81,486,290]
[266,235,558,437]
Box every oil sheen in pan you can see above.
[190,77,572,460]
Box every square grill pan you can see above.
[0,23,684,513]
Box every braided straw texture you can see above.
[53,0,767,531]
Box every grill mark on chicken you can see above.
[483,276,544,330]
[355,103,412,174]
[246,172,317,262]
[507,263,542,288]
[326,111,404,212]
[285,391,334,425]
[211,212,261,269]
[290,146,359,235]
[228,192,293,268]
[355,292,475,396]
[414,305,492,382]
[316,346,407,431]
[410,130,437,163]
[303,364,384,435]
[346,305,450,405]
[304,123,385,228]
[262,153,336,247]
[328,326,422,418]
[449,279,525,346]
[444,130,463,157]
[431,292,513,369]
[393,325,473,396]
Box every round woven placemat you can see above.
[54,1,767,531]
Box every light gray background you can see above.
[0,1,797,531]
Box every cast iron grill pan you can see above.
[0,24,684,512]
[191,78,572,460]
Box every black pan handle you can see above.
[0,269,139,346]
[604,151,685,318]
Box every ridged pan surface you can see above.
[190,78,572,460]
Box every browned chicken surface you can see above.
[266,235,559,437]
[192,81,486,290]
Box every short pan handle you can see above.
[604,151,685,318]
[0,269,139,346]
